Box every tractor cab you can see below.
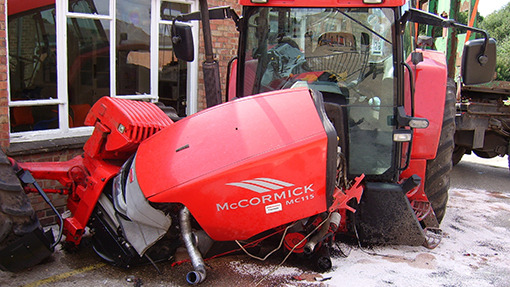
[236,6,399,182]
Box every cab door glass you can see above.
[243,8,397,178]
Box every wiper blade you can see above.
[337,9,391,45]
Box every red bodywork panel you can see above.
[19,97,173,245]
[407,49,448,159]
[401,49,448,201]
[136,88,329,241]
[228,59,238,101]
[18,155,122,243]
[400,159,428,201]
[238,0,405,7]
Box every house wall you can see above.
[0,0,241,226]
[0,0,8,149]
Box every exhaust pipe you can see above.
[180,207,206,284]
[304,212,341,254]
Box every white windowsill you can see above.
[9,126,93,144]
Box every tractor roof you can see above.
[238,0,406,8]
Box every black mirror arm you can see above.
[399,8,490,66]
[174,6,240,28]
[450,23,490,66]
[171,19,182,45]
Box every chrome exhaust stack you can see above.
[179,207,206,284]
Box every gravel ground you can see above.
[1,154,509,287]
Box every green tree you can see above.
[480,3,510,81]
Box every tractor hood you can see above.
[134,88,332,240]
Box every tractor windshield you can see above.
[241,7,397,179]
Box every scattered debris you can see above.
[126,276,143,286]
[292,273,325,282]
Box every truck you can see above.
[454,81,510,166]
[416,0,510,166]
[0,0,495,284]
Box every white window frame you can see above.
[8,0,199,143]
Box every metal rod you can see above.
[199,0,214,63]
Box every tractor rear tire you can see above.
[0,151,43,269]
[423,78,456,224]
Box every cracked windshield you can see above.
[244,7,397,177]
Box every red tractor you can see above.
[0,0,495,284]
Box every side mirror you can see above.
[171,22,194,62]
[461,38,497,85]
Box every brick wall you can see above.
[0,0,8,149]
[0,0,70,227]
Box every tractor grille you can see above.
[85,97,173,158]
[111,98,173,143]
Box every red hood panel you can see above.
[135,88,329,240]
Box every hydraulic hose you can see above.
[180,207,206,284]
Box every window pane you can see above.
[347,106,394,175]
[158,2,190,116]
[67,18,110,127]
[159,24,188,117]
[116,0,151,96]
[8,8,57,101]
[69,0,109,16]
[10,105,59,132]
[160,1,190,21]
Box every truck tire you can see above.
[452,145,465,166]
[424,78,456,223]
[0,151,43,268]
[473,150,497,159]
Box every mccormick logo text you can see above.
[216,178,315,212]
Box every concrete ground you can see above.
[1,154,509,287]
